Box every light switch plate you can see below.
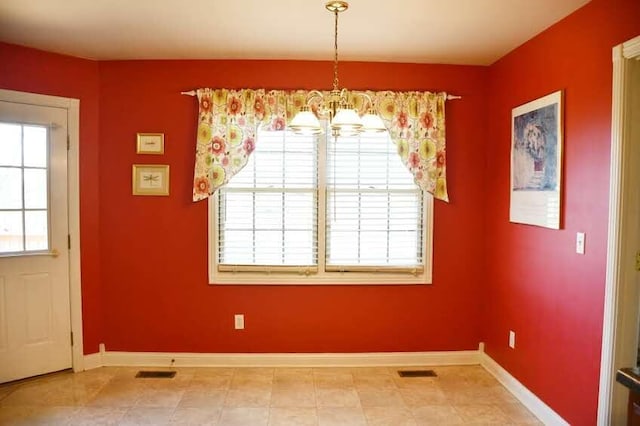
[234,314,245,330]
[576,232,585,254]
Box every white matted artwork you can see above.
[510,90,563,229]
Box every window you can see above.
[0,122,49,254]
[210,125,433,284]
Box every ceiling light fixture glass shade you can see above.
[288,106,322,135]
[290,1,386,137]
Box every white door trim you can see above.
[0,89,84,373]
[598,35,640,426]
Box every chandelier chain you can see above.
[333,8,339,91]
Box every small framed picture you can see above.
[136,133,165,154]
[132,165,170,196]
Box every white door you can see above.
[0,100,71,383]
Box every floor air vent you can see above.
[398,370,437,378]
[135,371,176,379]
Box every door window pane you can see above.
[24,210,48,251]
[0,167,22,209]
[24,168,47,209]
[23,126,47,168]
[0,123,22,166]
[0,211,24,253]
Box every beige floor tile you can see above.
[498,402,543,424]
[169,407,222,425]
[353,375,397,390]
[312,369,354,387]
[411,404,465,425]
[274,368,314,378]
[317,406,367,426]
[398,386,448,406]
[218,407,269,426]
[356,388,405,407]
[193,368,235,378]
[70,406,128,425]
[119,407,175,425]
[233,368,274,378]
[268,407,318,426]
[363,406,417,426]
[454,403,513,424]
[135,388,186,407]
[87,382,145,407]
[0,405,77,425]
[315,387,361,408]
[178,389,227,408]
[270,384,316,407]
[188,377,232,391]
[225,387,272,407]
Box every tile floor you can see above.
[0,365,542,425]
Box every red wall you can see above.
[0,43,103,353]
[97,60,488,353]
[484,0,640,424]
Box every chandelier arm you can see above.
[305,90,324,105]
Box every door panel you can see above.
[0,101,71,383]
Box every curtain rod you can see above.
[180,90,462,100]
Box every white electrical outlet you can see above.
[234,314,245,330]
[509,330,516,349]
[576,232,585,254]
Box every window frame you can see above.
[208,130,434,285]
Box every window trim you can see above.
[208,129,434,285]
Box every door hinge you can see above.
[70,332,74,346]
[636,252,640,271]
[68,234,71,250]
[67,134,70,151]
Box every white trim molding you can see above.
[481,353,569,426]
[598,33,640,426]
[84,349,481,369]
[0,89,83,373]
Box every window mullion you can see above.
[281,131,285,265]
[317,124,327,272]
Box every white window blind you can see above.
[212,124,431,283]
[217,129,318,269]
[326,132,423,270]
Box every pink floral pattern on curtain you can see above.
[364,91,448,202]
[192,88,308,201]
[192,88,448,202]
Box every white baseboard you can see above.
[83,352,103,370]
[83,349,481,369]
[480,352,569,426]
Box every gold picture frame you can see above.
[136,133,165,154]
[132,165,170,196]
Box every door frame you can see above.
[598,35,640,425]
[0,88,84,373]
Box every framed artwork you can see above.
[136,133,164,154]
[510,90,563,229]
[132,165,170,196]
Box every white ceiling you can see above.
[0,0,590,65]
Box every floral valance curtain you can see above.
[192,88,448,202]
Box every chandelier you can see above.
[289,1,386,136]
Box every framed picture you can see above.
[510,90,563,229]
[136,133,164,154]
[132,165,170,196]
